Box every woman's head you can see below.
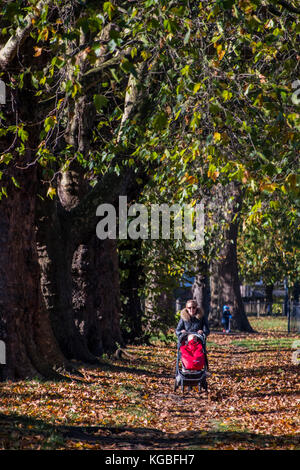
[186,300,197,315]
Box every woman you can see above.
[176,299,210,338]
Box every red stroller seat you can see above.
[180,337,205,371]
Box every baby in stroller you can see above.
[180,334,206,372]
[174,331,209,393]
[174,300,210,393]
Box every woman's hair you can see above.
[186,299,204,317]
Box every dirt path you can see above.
[0,329,299,450]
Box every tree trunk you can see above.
[72,242,102,356]
[119,240,144,344]
[0,167,67,380]
[192,259,210,317]
[292,281,300,303]
[96,239,123,352]
[36,181,100,364]
[144,243,177,336]
[265,284,274,315]
[72,237,123,356]
[217,183,253,332]
[208,260,222,328]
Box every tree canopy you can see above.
[0,0,299,378]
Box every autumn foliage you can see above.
[0,318,299,450]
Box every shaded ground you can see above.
[0,317,299,450]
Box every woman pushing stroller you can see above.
[176,299,210,339]
[174,299,210,393]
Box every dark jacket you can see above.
[176,308,210,338]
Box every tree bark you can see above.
[208,259,221,328]
[265,284,274,315]
[192,259,210,317]
[207,182,253,332]
[0,0,51,69]
[144,243,177,336]
[217,183,253,331]
[119,240,144,344]
[72,237,123,356]
[36,174,100,364]
[0,167,67,380]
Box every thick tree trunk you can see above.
[96,239,123,352]
[292,281,300,303]
[192,259,210,317]
[208,260,221,328]
[0,168,67,380]
[72,243,102,356]
[144,243,177,336]
[216,183,253,332]
[206,183,253,331]
[119,241,144,343]
[72,237,123,356]
[36,183,100,364]
[265,284,274,315]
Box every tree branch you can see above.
[65,62,149,244]
[0,0,50,69]
[275,0,300,14]
[268,0,300,15]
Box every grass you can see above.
[250,315,289,332]
[231,337,294,351]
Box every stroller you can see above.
[174,332,209,393]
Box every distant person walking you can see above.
[221,304,232,333]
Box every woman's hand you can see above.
[197,329,203,335]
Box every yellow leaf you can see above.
[42,28,49,41]
[186,175,198,185]
[34,47,43,57]
[214,132,221,142]
[47,186,56,199]
[216,44,225,61]
[193,83,202,94]
[208,169,219,182]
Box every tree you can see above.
[0,0,154,377]
[130,0,299,331]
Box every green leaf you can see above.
[44,116,57,133]
[11,176,20,188]
[153,112,168,130]
[103,2,115,20]
[18,127,29,142]
[93,94,108,112]
[0,153,13,165]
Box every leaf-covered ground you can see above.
[0,318,299,450]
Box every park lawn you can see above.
[0,317,299,450]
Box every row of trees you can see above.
[0,0,299,379]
